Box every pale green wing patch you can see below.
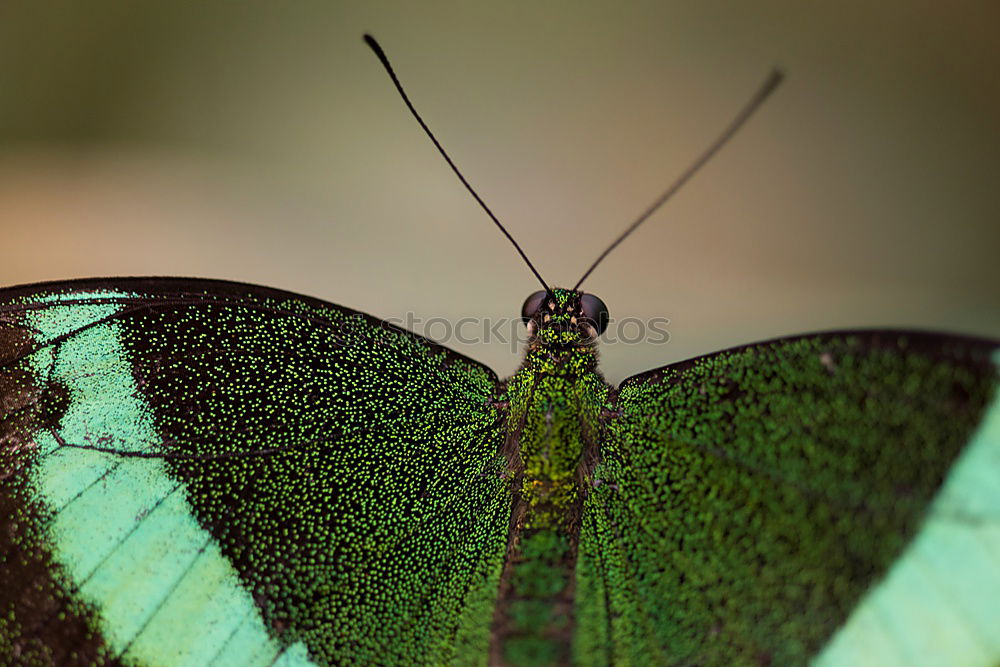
[22,290,311,665]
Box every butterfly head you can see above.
[521,288,609,348]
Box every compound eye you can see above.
[521,290,547,325]
[579,293,610,335]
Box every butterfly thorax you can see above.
[491,289,610,664]
[507,288,608,520]
[503,364,606,521]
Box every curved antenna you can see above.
[573,69,784,291]
[364,34,550,293]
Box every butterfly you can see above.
[2,36,998,667]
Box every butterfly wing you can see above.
[576,330,1000,665]
[0,278,510,665]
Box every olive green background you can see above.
[1,2,997,383]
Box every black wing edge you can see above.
[0,276,500,382]
[617,328,1000,390]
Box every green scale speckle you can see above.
[2,278,999,665]
[0,279,512,665]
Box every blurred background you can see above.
[1,1,997,383]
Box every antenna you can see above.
[573,69,784,290]
[364,34,551,293]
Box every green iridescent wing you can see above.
[0,278,510,665]
[577,330,1000,665]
